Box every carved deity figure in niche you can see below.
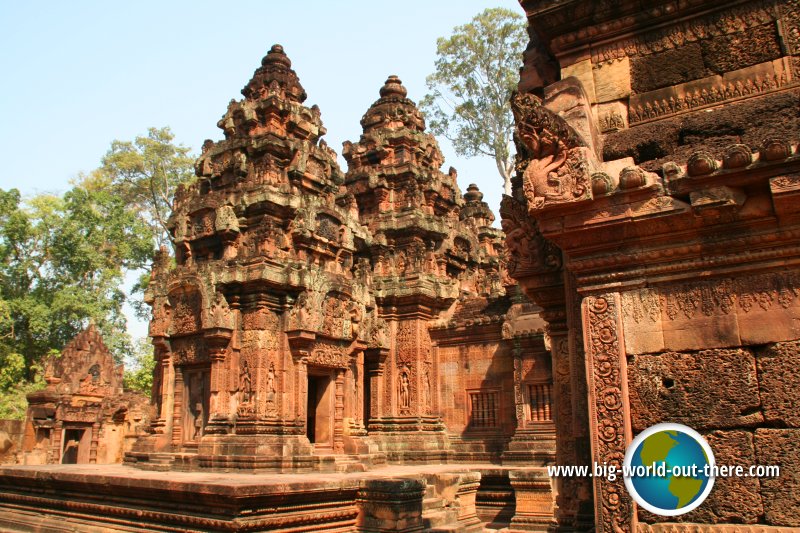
[396,250,407,276]
[289,291,314,330]
[266,362,277,415]
[207,291,232,328]
[422,367,431,414]
[239,359,252,404]
[399,369,411,411]
[191,402,204,440]
[267,363,276,395]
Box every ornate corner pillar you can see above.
[149,339,174,442]
[364,347,389,426]
[334,368,345,453]
[582,293,635,532]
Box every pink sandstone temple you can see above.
[0,0,798,531]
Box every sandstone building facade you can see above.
[509,0,800,530]
[122,46,554,474]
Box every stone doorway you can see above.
[183,367,210,445]
[306,370,334,448]
[61,426,91,464]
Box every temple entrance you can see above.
[61,426,91,464]
[306,371,334,447]
[183,367,210,445]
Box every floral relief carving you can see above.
[659,272,800,320]
[584,294,634,533]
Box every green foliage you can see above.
[101,127,195,248]
[420,8,526,195]
[0,179,153,377]
[0,127,193,417]
[0,365,44,420]
[123,337,155,394]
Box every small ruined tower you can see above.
[343,76,504,460]
[23,326,152,465]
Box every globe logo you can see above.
[623,423,716,516]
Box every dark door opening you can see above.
[306,372,333,446]
[61,428,86,464]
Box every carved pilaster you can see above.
[334,369,345,453]
[582,293,635,532]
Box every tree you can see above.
[0,178,153,418]
[420,8,527,196]
[101,127,195,248]
[123,337,156,394]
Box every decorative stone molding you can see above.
[583,293,635,532]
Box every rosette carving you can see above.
[583,293,635,532]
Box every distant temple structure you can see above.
[0,1,797,531]
[21,326,152,465]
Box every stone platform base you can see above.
[0,463,552,533]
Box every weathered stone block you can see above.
[754,429,800,527]
[757,340,800,428]
[560,59,596,104]
[628,349,762,432]
[593,57,631,104]
[701,23,782,75]
[631,43,707,94]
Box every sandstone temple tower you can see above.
[127,45,553,473]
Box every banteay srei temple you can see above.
[0,0,798,531]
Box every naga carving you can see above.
[512,92,592,212]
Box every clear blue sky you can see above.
[0,0,523,340]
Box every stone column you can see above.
[171,369,184,447]
[364,347,388,429]
[205,346,229,433]
[51,422,62,464]
[149,341,174,442]
[357,478,425,533]
[89,423,100,464]
[509,469,556,532]
[296,352,309,429]
[334,369,345,453]
[582,293,635,532]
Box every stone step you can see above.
[423,496,445,512]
